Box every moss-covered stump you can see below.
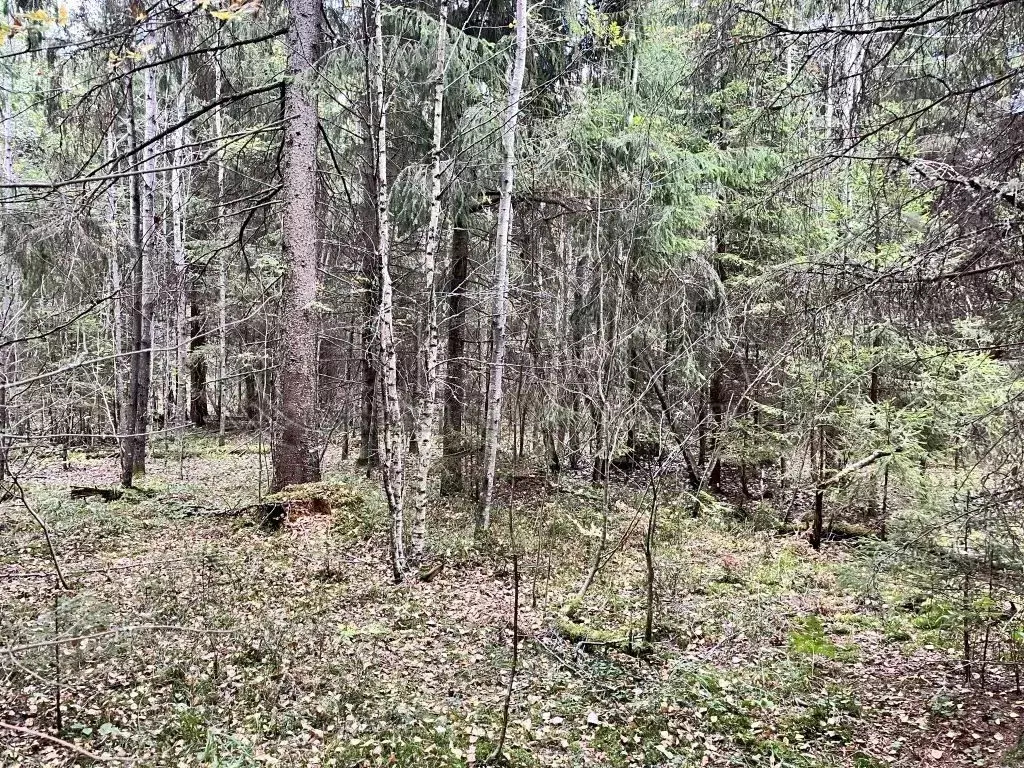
[255,481,363,529]
[266,480,362,509]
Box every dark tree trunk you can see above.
[272,0,324,491]
[442,218,469,490]
[120,132,147,488]
[188,292,208,427]
[708,367,724,492]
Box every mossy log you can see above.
[69,486,124,502]
[554,602,651,656]
[777,520,877,541]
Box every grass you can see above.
[0,438,1022,766]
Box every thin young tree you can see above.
[371,0,408,580]
[478,0,528,530]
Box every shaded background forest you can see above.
[3,0,1024,560]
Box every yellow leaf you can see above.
[25,9,51,23]
[210,9,234,19]
[57,5,69,25]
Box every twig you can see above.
[2,624,236,655]
[7,478,69,589]
[487,466,521,766]
[0,720,125,762]
[487,552,519,765]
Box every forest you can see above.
[2,0,1024,764]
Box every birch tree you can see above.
[170,58,190,432]
[0,56,15,481]
[371,0,408,579]
[410,0,450,562]
[478,0,528,530]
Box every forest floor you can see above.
[1,432,1022,767]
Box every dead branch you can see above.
[2,624,237,655]
[0,720,126,762]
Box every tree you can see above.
[478,0,528,530]
[410,0,451,562]
[272,0,324,491]
[119,13,160,487]
[371,0,408,580]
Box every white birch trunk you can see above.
[171,59,190,431]
[478,0,528,529]
[410,0,450,562]
[0,64,16,480]
[372,0,408,580]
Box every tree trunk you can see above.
[410,0,450,563]
[371,0,408,580]
[0,72,15,481]
[272,0,323,491]
[442,218,469,492]
[171,58,190,431]
[478,0,528,529]
[120,36,159,487]
[189,293,209,427]
[357,70,380,471]
[708,367,724,492]
[215,41,229,447]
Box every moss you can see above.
[556,615,627,645]
[265,480,363,510]
[554,603,651,654]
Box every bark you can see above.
[170,59,190,430]
[188,294,209,426]
[410,0,450,563]
[357,65,380,470]
[120,31,159,487]
[708,367,724,491]
[0,72,14,481]
[215,42,229,446]
[105,133,126,437]
[442,218,469,491]
[478,0,528,529]
[272,0,323,490]
[371,0,408,580]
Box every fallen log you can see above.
[69,486,123,502]
[554,601,651,656]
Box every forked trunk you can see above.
[120,30,159,487]
[410,0,450,562]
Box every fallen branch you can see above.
[820,448,901,489]
[7,478,69,589]
[0,720,124,762]
[2,624,237,655]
